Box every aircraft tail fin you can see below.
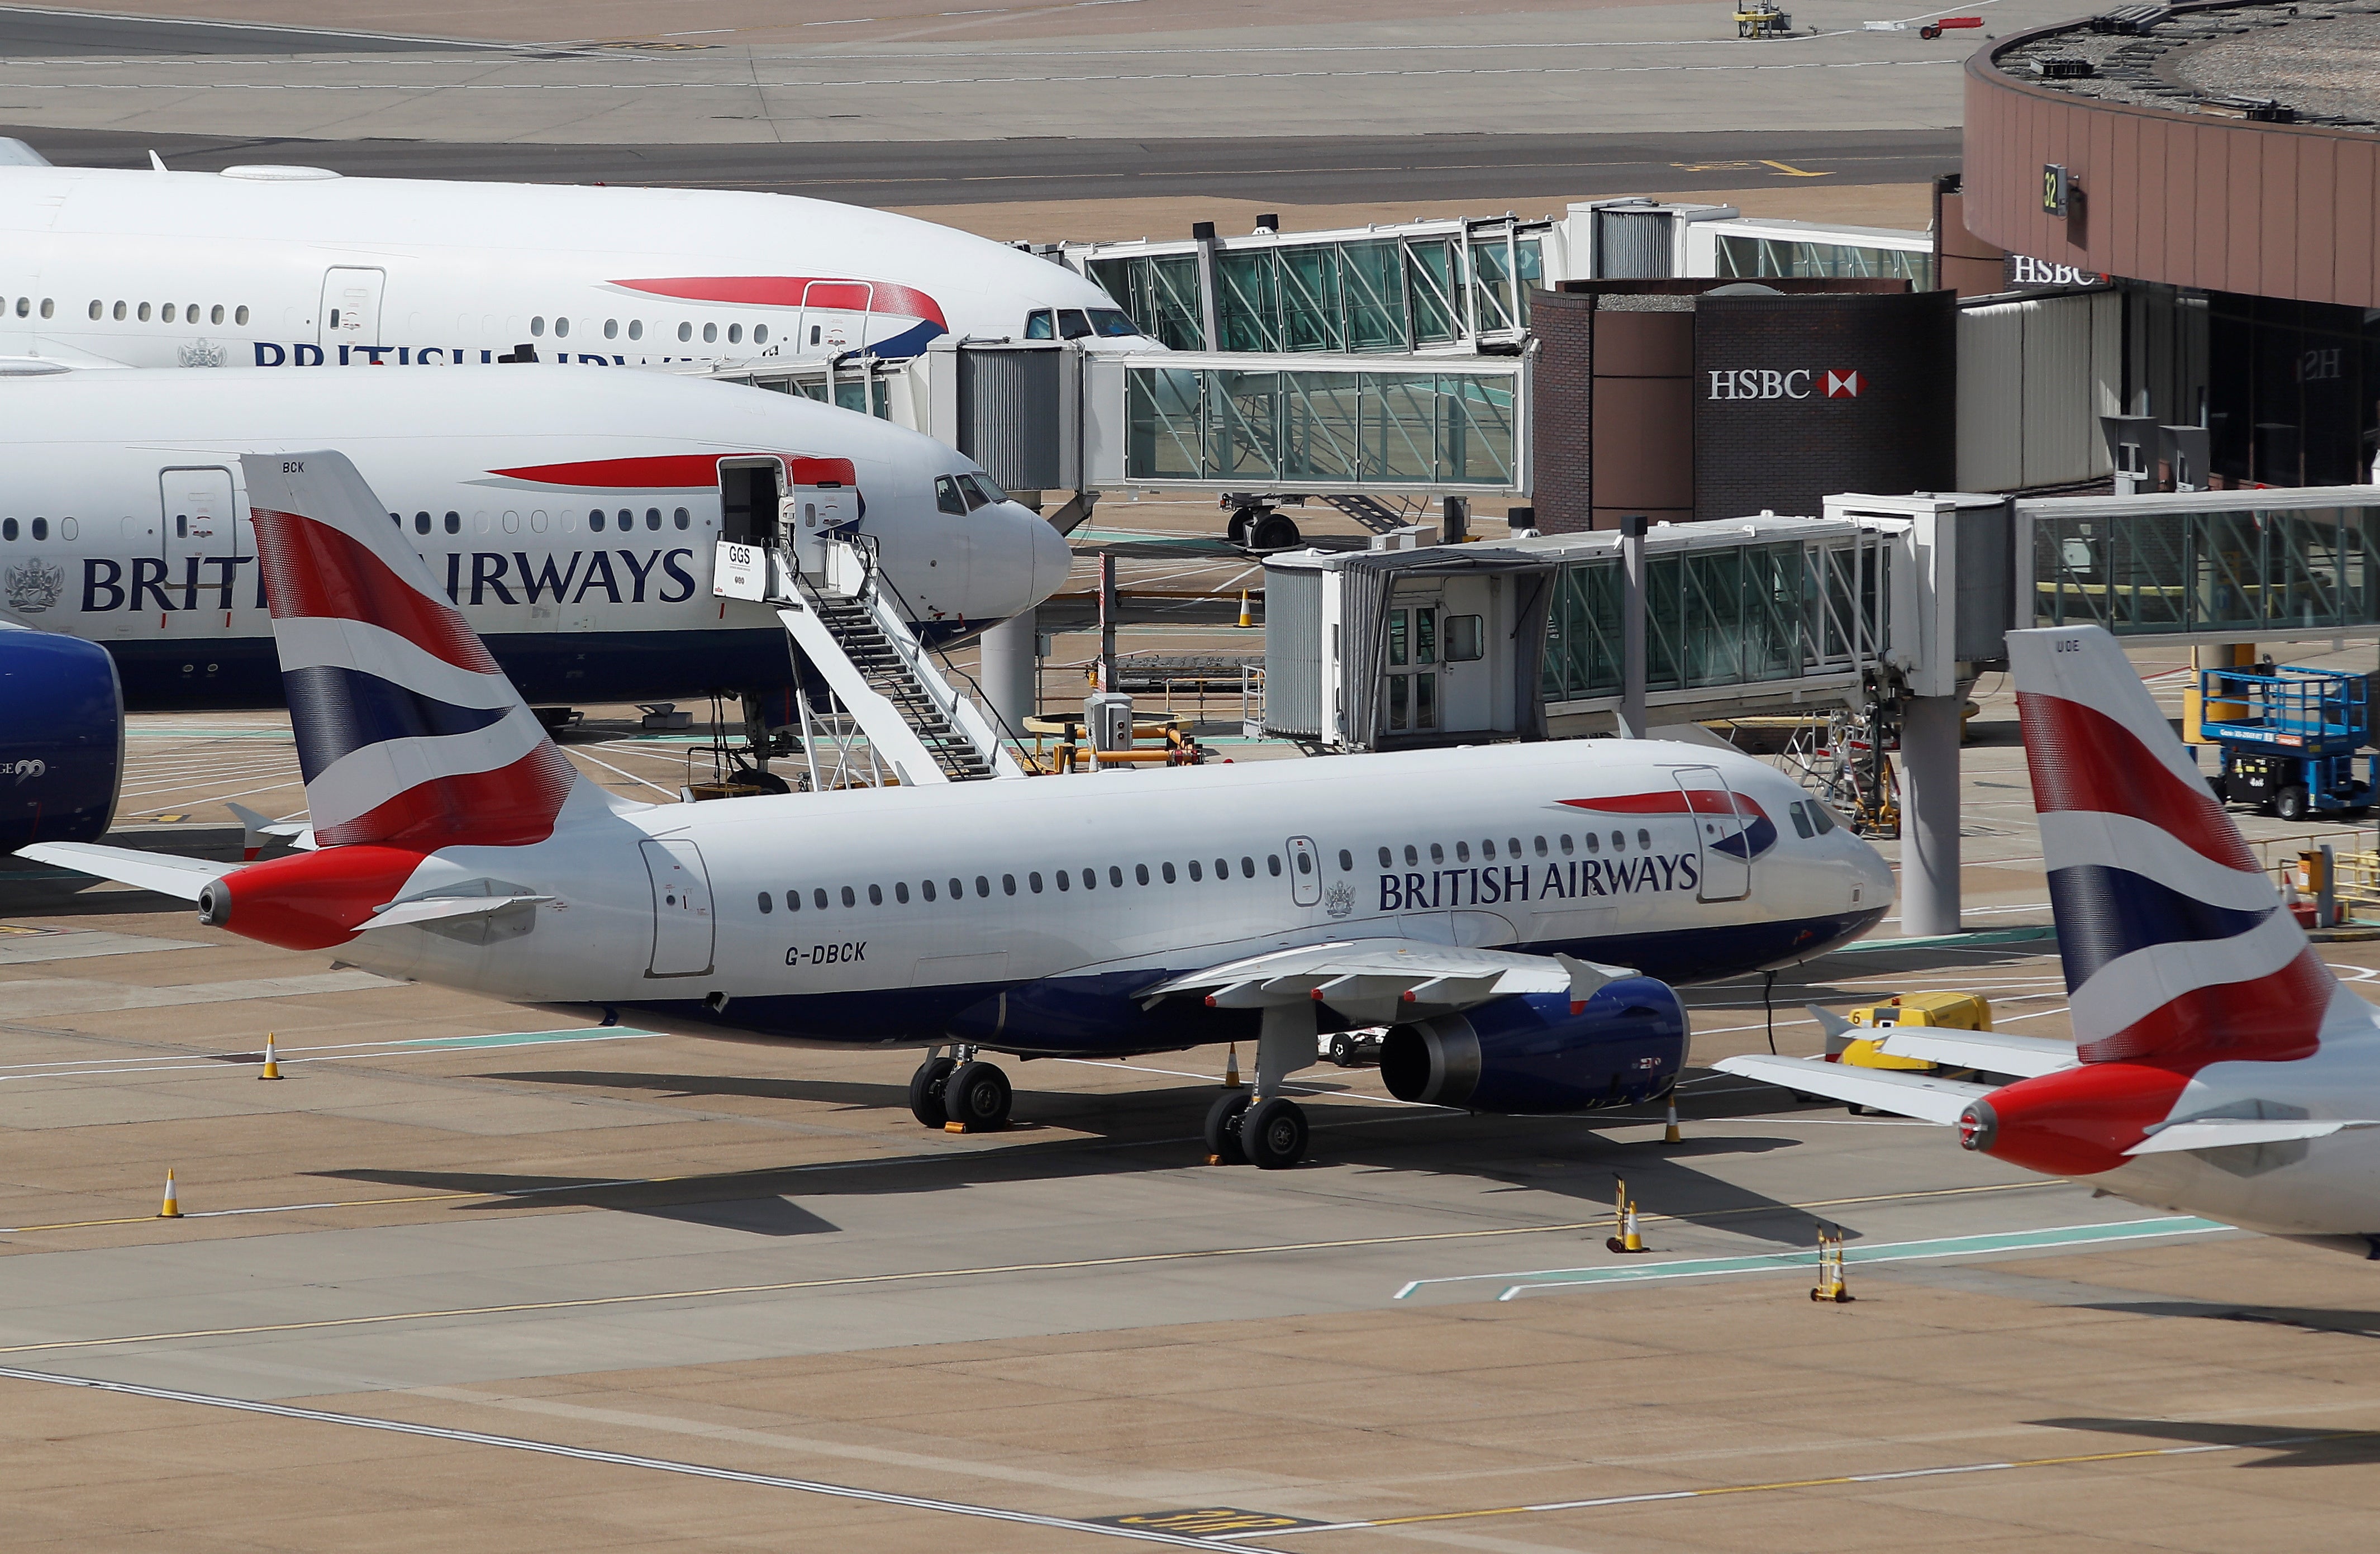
[2008,625,2336,1066]
[240,452,586,852]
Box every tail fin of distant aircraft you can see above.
[2008,625,2340,1066]
[240,452,589,852]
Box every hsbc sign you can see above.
[1706,368,1867,401]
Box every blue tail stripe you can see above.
[282,663,510,782]
[2046,863,2273,994]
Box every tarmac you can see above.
[10,619,2380,1551]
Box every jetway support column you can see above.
[979,615,1037,735]
[1618,515,1647,739]
[1900,693,1962,937]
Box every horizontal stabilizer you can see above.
[364,894,553,929]
[1713,1053,1991,1125]
[2125,1118,2380,1156]
[1875,1027,2078,1079]
[16,842,235,901]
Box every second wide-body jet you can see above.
[0,367,1069,711]
[27,453,1896,1170]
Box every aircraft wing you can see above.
[1713,1053,1991,1125]
[2126,1118,2380,1156]
[1141,939,1640,1024]
[1874,1027,2078,1078]
[15,842,234,901]
[363,894,553,930]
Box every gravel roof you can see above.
[1993,0,2380,132]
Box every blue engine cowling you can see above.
[0,624,123,850]
[1379,976,1688,1114]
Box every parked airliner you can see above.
[0,367,1069,711]
[1722,626,2380,1256]
[0,149,1146,373]
[23,453,1895,1170]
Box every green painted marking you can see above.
[394,1027,658,1052]
[1486,1216,2227,1299]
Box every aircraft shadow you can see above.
[327,1063,1835,1248]
[310,1164,842,1237]
[2031,1415,2380,1468]
[2081,1299,2380,1342]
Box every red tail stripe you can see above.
[2017,690,2258,871]
[488,453,858,490]
[2078,948,2329,1067]
[250,508,497,678]
[314,743,577,853]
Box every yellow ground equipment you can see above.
[1830,992,1994,1073]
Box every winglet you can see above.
[1555,953,1636,1015]
[1807,1004,1857,1056]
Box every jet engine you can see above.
[1380,977,1688,1114]
[0,622,122,851]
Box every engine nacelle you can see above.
[0,624,122,851]
[1380,978,1688,1114]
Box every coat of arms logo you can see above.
[1324,880,1355,919]
[178,338,228,368]
[4,558,63,614]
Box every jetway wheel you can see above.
[1250,513,1301,552]
[1240,1097,1308,1170]
[1205,1090,1253,1165]
[944,1060,1012,1131]
[908,1054,957,1127]
[1227,506,1260,546]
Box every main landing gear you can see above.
[1203,1090,1309,1170]
[908,1047,1012,1132]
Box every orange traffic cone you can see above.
[158,1168,183,1219]
[1223,1042,1243,1089]
[258,1033,283,1081]
[1663,1094,1681,1144]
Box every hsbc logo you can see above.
[1707,368,1869,402]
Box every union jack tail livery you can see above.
[241,452,583,852]
[2010,625,2337,1067]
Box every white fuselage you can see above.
[321,741,1893,1054]
[0,164,1143,372]
[0,368,1069,710]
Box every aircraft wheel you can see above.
[1328,1034,1355,1067]
[2277,786,2310,823]
[1204,1090,1253,1165]
[944,1061,1012,1132]
[1250,513,1302,551]
[907,1054,957,1128]
[1240,1097,1308,1170]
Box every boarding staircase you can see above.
[714,526,1021,787]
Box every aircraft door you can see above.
[800,280,870,355]
[318,267,385,351]
[1674,765,1751,902]
[782,485,856,579]
[159,465,244,619]
[639,838,716,976]
[1286,835,1321,907]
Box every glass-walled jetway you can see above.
[2019,487,2380,645]
[1087,353,1529,494]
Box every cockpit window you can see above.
[1808,800,1838,835]
[954,473,994,510]
[967,470,1010,503]
[1788,801,1815,840]
[1025,309,1054,340]
[1026,307,1140,341]
[933,475,968,516]
[1089,308,1140,338]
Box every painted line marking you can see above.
[0,1184,2057,1339]
[0,1367,1288,1553]
[1390,1215,2228,1300]
[1221,1431,2366,1540]
[0,1027,660,1083]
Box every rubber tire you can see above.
[2277,786,2310,823]
[943,1061,1012,1132]
[2207,776,2229,801]
[1240,1097,1308,1170]
[1328,1034,1354,1067]
[907,1055,957,1128]
[1226,507,1256,546]
[1250,513,1301,551]
[1204,1090,1253,1165]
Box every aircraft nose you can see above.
[1024,503,1073,607]
[1850,833,1897,909]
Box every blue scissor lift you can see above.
[2198,664,2378,822]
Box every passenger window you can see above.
[161,303,175,323]
[137,302,151,322]
[85,300,99,320]
[674,508,691,529]
[1241,857,1255,878]
[1109,866,1123,887]
[1429,843,1444,864]
[604,319,618,340]
[629,320,643,340]
[32,518,47,541]
[530,316,544,336]
[1162,862,1177,883]
[839,886,855,907]
[703,322,718,344]
[1788,801,1815,839]
[786,890,801,911]
[445,512,461,534]
[678,322,693,342]
[1134,864,1148,885]
[1024,309,1054,340]
[1481,839,1495,860]
[810,326,821,345]
[113,301,126,321]
[754,324,768,344]
[922,879,936,901]
[1298,853,1312,875]
[1404,844,1418,866]
[1,519,13,541]
[1029,872,1044,894]
[951,877,965,898]
[1583,833,1598,853]
[590,511,606,532]
[895,882,910,903]
[1508,837,1521,856]
[646,509,661,530]
[934,476,968,516]
[868,883,883,905]
[1378,847,1392,867]
[555,317,570,339]
[233,305,247,325]
[1216,858,1231,879]
[1056,871,1070,892]
[1637,829,1651,850]
[814,888,829,909]
[1268,856,1283,877]
[756,891,773,914]
[727,323,742,345]
[413,512,430,534]
[1455,841,1470,862]
[1188,861,1203,881]
[1338,850,1352,871]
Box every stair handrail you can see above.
[808,532,1020,778]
